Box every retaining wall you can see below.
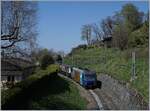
[97,74,149,110]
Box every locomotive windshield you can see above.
[84,74,96,81]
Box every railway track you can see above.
[58,73,119,110]
[88,89,104,110]
[58,73,105,110]
[58,73,148,110]
[93,88,118,110]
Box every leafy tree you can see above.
[111,3,145,49]
[41,54,54,69]
[121,3,144,32]
[128,22,149,47]
[31,48,55,65]
[56,55,62,64]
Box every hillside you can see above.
[64,47,149,102]
[2,65,87,110]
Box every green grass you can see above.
[2,64,87,110]
[64,47,149,102]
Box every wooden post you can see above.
[131,51,136,81]
[72,56,73,66]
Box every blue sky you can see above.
[37,1,148,54]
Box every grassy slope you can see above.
[64,47,149,102]
[2,64,87,110]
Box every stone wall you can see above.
[97,74,149,110]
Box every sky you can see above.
[37,1,149,54]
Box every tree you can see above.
[57,51,65,58]
[112,23,129,50]
[1,1,38,58]
[92,23,104,41]
[111,12,128,49]
[56,55,62,64]
[120,3,147,48]
[121,3,144,32]
[101,16,114,39]
[81,24,92,45]
[128,22,149,47]
[41,54,54,69]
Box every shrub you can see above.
[2,87,21,105]
[2,64,60,107]
[41,54,54,69]
[46,64,60,74]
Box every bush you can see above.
[2,88,21,105]
[46,64,60,73]
[41,54,54,69]
[2,64,60,107]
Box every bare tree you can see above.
[101,16,114,39]
[81,24,92,45]
[92,23,104,41]
[1,1,38,58]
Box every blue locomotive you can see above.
[60,64,97,88]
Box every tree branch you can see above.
[1,41,17,49]
[1,38,26,49]
[1,27,19,40]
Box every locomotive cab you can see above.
[82,70,97,88]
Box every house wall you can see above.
[1,76,7,82]
[14,76,22,82]
[1,75,22,83]
[1,71,23,86]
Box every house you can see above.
[1,57,35,88]
[1,60,23,84]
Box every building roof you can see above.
[2,57,33,68]
[1,57,34,76]
[1,60,22,71]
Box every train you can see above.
[59,64,97,88]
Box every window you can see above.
[11,76,15,81]
[7,76,15,82]
[7,76,11,82]
[84,75,96,81]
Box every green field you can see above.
[64,47,149,102]
[2,64,87,110]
